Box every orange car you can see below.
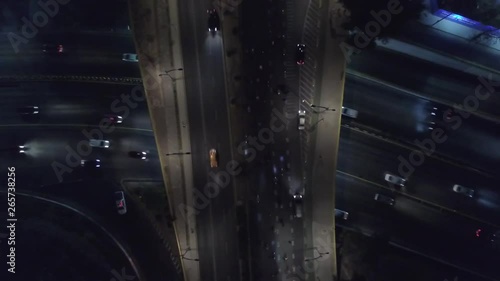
[209,149,218,168]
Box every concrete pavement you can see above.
[304,0,346,280]
[128,0,200,280]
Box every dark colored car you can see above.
[43,44,64,54]
[207,9,220,32]
[428,105,453,131]
[296,44,305,65]
[374,193,395,206]
[17,106,39,115]
[293,193,303,218]
[114,191,127,215]
[104,114,123,124]
[80,159,101,168]
[128,151,147,160]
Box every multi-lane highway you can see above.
[0,33,139,76]
[0,1,182,279]
[343,73,500,176]
[3,0,500,280]
[348,47,500,119]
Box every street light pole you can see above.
[302,99,336,112]
[166,152,191,156]
[304,248,330,261]
[159,68,184,79]
[178,248,200,262]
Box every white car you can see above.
[122,53,138,62]
[341,107,358,119]
[452,184,474,198]
[298,110,306,130]
[335,209,349,220]
[384,173,406,187]
[89,139,110,148]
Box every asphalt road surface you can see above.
[177,0,239,280]
[343,73,500,177]
[348,47,500,119]
[239,0,312,279]
[335,171,500,280]
[338,126,500,226]
[0,32,140,77]
[0,82,160,188]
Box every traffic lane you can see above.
[344,75,435,137]
[178,1,237,280]
[252,162,303,278]
[0,32,136,56]
[336,172,495,243]
[0,126,160,188]
[249,169,274,278]
[0,192,139,281]
[0,92,151,129]
[345,75,500,175]
[177,0,215,277]
[0,82,138,97]
[35,32,136,54]
[348,48,500,118]
[336,173,500,278]
[0,53,141,77]
[36,179,174,280]
[199,14,238,281]
[338,127,500,223]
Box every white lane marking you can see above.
[290,228,294,234]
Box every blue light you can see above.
[433,9,500,36]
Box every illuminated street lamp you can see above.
[166,152,191,156]
[302,99,335,112]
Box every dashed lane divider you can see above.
[0,75,143,85]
